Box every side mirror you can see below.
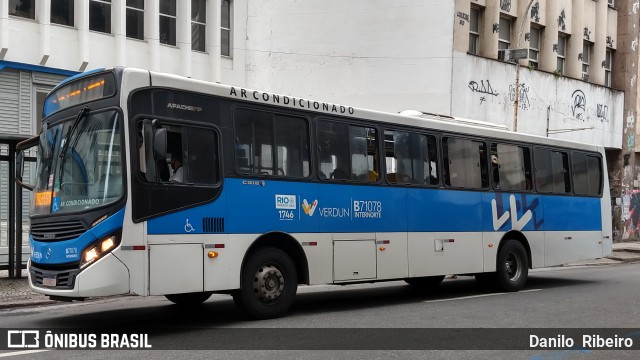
[153,128,167,161]
[15,135,38,191]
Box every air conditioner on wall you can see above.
[497,49,511,62]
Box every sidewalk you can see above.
[1,242,640,310]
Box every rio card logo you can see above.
[275,195,297,210]
[302,199,318,216]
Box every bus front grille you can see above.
[30,265,79,289]
[31,220,87,241]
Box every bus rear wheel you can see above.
[165,292,212,306]
[232,247,298,319]
[476,239,528,292]
[497,240,528,291]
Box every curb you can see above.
[0,300,57,310]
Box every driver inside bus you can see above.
[169,152,183,182]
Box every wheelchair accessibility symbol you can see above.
[184,218,195,233]
[52,197,61,213]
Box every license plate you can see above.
[42,276,56,287]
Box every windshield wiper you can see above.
[59,107,90,160]
[57,107,90,189]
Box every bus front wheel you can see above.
[165,292,212,306]
[232,247,298,319]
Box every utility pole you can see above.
[512,0,537,132]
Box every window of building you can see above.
[317,121,379,182]
[534,148,570,194]
[90,0,111,34]
[159,0,177,46]
[221,0,231,56]
[9,0,35,19]
[468,6,481,55]
[572,153,602,196]
[608,0,615,8]
[605,49,613,87]
[528,26,541,69]
[582,41,592,81]
[384,130,439,186]
[443,137,487,189]
[192,0,206,52]
[490,143,532,191]
[498,16,512,50]
[51,0,74,26]
[126,0,144,40]
[235,109,310,178]
[556,34,567,74]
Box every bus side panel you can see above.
[543,195,603,266]
[407,189,484,277]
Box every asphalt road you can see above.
[1,263,639,359]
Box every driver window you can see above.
[138,121,219,185]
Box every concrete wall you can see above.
[244,0,455,114]
[451,55,623,148]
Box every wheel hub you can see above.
[253,264,285,303]
[505,254,521,280]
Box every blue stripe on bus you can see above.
[30,208,125,264]
[146,178,602,235]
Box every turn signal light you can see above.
[208,251,219,258]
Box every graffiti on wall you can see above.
[500,0,512,12]
[623,190,640,238]
[457,12,469,26]
[558,10,566,31]
[531,3,540,23]
[597,104,609,122]
[570,90,586,120]
[606,36,614,48]
[509,83,531,110]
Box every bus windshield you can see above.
[32,110,123,216]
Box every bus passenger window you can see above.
[443,137,486,189]
[572,153,602,196]
[234,108,310,177]
[384,129,438,186]
[534,148,570,194]
[491,143,532,192]
[317,120,379,183]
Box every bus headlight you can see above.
[81,235,120,268]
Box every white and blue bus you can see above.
[16,67,612,319]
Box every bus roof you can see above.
[118,67,603,154]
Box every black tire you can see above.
[475,240,529,292]
[232,247,298,319]
[496,240,528,292]
[165,292,212,306]
[404,275,445,288]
